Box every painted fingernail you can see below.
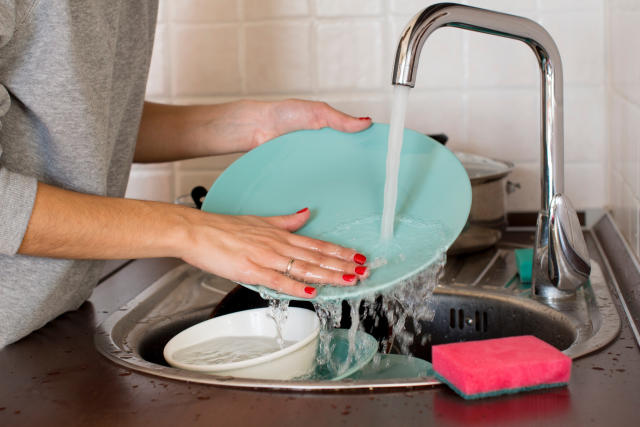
[354,253,366,265]
[358,117,371,121]
[304,286,315,295]
[343,274,356,282]
[355,266,367,275]
[296,207,309,214]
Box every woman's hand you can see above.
[178,207,369,299]
[250,99,372,149]
[135,99,372,162]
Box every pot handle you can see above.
[191,186,208,209]
[427,133,448,145]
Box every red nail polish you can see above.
[355,266,367,275]
[343,274,356,282]
[354,253,366,265]
[358,117,371,121]
[304,286,315,295]
[296,207,309,214]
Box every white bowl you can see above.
[163,307,320,380]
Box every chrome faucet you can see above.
[392,3,591,296]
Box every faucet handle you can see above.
[548,194,591,291]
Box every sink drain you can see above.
[450,308,488,332]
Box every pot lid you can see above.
[454,152,514,182]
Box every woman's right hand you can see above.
[176,207,368,299]
[17,184,366,300]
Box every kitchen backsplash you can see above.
[127,0,638,259]
[607,0,640,259]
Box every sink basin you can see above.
[95,227,620,391]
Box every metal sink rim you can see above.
[95,244,621,391]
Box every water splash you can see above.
[304,252,445,377]
[266,298,290,348]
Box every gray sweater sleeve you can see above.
[0,2,39,255]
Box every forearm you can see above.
[17,182,369,299]
[134,101,265,163]
[18,182,191,260]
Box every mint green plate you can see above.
[347,353,433,380]
[308,329,378,381]
[201,123,471,302]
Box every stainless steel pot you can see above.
[449,152,520,254]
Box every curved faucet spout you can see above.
[393,2,563,209]
[392,3,590,294]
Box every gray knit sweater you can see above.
[0,0,158,347]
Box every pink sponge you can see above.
[432,335,571,399]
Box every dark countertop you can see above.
[2,236,640,426]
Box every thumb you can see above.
[263,207,310,232]
[320,103,372,133]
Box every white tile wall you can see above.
[607,0,640,259]
[466,89,540,162]
[316,20,384,90]
[404,91,467,151]
[564,87,606,163]
[314,0,383,17]
[145,23,168,98]
[540,10,605,85]
[245,22,312,93]
[125,164,174,202]
[465,0,538,15]
[466,31,539,88]
[171,0,239,23]
[131,0,612,223]
[610,3,640,106]
[171,25,241,96]
[244,0,309,20]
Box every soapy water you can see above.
[173,335,297,365]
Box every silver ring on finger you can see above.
[285,258,295,276]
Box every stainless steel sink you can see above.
[95,229,620,391]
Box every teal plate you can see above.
[305,329,378,381]
[201,123,471,302]
[347,353,433,380]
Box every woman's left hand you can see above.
[135,99,372,162]
[250,99,372,149]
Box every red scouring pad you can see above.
[432,335,571,400]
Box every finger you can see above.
[275,244,369,278]
[316,102,372,133]
[287,233,368,265]
[248,264,317,299]
[287,258,360,286]
[262,207,310,232]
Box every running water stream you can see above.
[381,85,411,240]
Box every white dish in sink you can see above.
[163,307,320,380]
